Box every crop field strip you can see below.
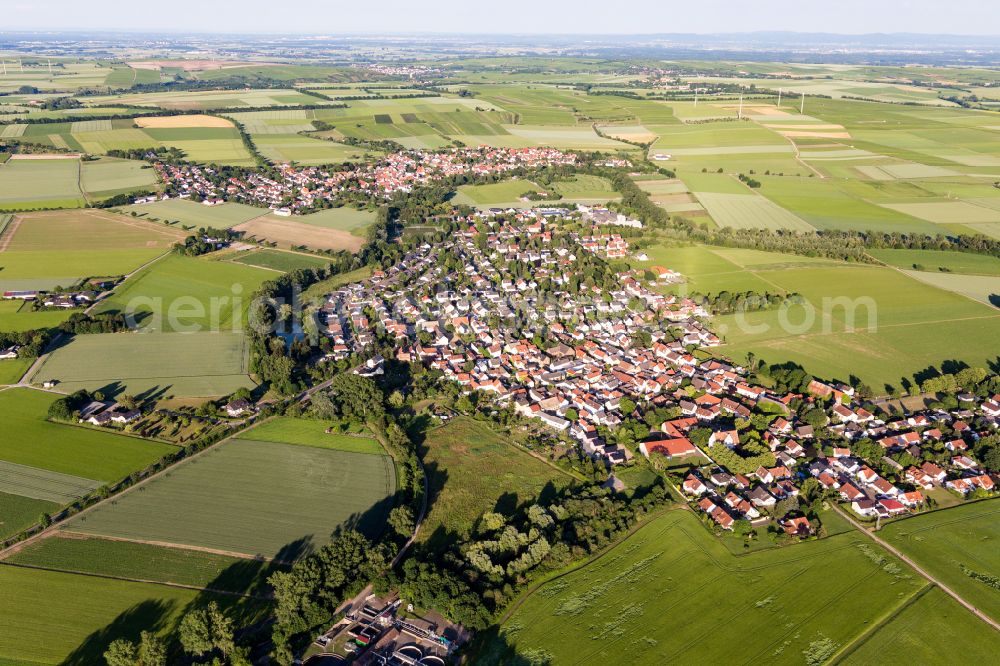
[62,434,397,560]
[29,330,254,398]
[0,460,101,504]
[3,533,283,596]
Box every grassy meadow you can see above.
[0,490,61,541]
[231,248,335,272]
[841,587,1000,665]
[0,565,267,666]
[417,417,574,547]
[483,509,925,665]
[241,417,384,455]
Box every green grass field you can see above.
[14,120,254,166]
[84,88,325,110]
[91,254,272,333]
[695,191,815,231]
[254,133,381,165]
[900,270,1000,307]
[0,388,175,483]
[0,490,60,541]
[6,534,281,595]
[870,249,1000,275]
[841,587,1000,665]
[632,243,1000,388]
[241,417,384,454]
[79,157,158,199]
[64,436,396,559]
[0,565,267,665]
[879,501,1000,623]
[453,179,543,206]
[0,300,73,332]
[121,198,267,228]
[0,209,183,291]
[0,158,85,210]
[0,358,31,384]
[483,509,925,665]
[293,206,377,231]
[418,417,574,547]
[29,331,255,398]
[231,248,335,272]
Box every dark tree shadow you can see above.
[493,491,519,516]
[462,624,553,666]
[338,493,396,543]
[941,359,970,375]
[62,599,175,666]
[274,536,312,564]
[913,365,941,386]
[421,523,462,556]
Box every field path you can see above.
[0,558,270,599]
[832,504,1000,633]
[0,214,23,252]
[58,530,260,560]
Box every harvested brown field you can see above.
[8,153,80,160]
[650,193,697,205]
[724,105,791,117]
[234,216,365,252]
[134,114,235,128]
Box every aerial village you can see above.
[309,204,1000,540]
[149,146,580,213]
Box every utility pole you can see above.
[19,58,23,72]
[777,88,782,107]
[800,92,805,115]
[738,92,743,120]
[1,61,6,76]
[47,57,53,77]
[693,87,698,108]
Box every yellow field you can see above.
[134,114,235,128]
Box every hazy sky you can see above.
[4,0,1000,36]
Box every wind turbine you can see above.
[738,92,743,120]
[777,88,782,107]
[800,92,805,115]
